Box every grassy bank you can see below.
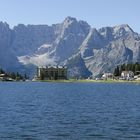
[36,79,140,84]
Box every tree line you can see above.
[114,63,140,76]
[0,68,28,81]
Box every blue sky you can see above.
[0,0,140,32]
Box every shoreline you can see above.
[1,79,140,84]
[33,79,140,84]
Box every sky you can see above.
[0,0,140,32]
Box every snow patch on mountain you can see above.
[18,53,56,66]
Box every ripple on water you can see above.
[0,82,140,139]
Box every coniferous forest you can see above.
[114,63,140,76]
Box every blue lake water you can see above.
[0,82,140,140]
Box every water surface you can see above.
[0,82,140,140]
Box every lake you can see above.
[0,82,140,140]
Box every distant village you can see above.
[33,63,140,81]
[1,63,140,82]
[0,68,28,81]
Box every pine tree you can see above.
[10,72,16,79]
[114,66,120,76]
[24,74,28,79]
[0,68,4,74]
[135,64,139,74]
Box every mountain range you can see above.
[0,17,140,78]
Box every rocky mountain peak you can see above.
[64,16,77,22]
[62,16,90,30]
[0,21,11,48]
[0,21,8,27]
[62,16,77,28]
[113,24,134,34]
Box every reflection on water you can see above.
[0,82,140,139]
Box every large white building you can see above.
[37,66,67,80]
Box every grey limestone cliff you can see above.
[0,17,140,77]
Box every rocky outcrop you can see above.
[0,22,22,71]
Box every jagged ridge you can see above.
[0,17,140,77]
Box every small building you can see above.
[121,71,134,80]
[37,66,67,80]
[102,73,114,79]
[0,73,6,81]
